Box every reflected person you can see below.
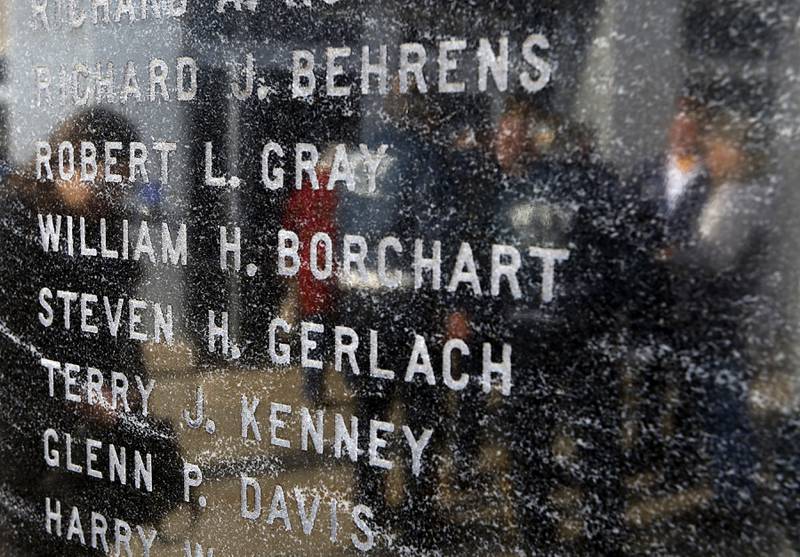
[0,108,182,555]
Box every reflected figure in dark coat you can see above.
[0,108,182,556]
[336,84,449,550]
[479,97,629,554]
[627,89,782,553]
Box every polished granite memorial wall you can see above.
[0,0,799,555]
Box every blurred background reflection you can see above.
[0,0,799,555]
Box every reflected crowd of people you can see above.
[1,75,798,555]
[0,75,798,556]
[250,73,800,553]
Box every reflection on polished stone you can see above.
[0,0,799,555]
